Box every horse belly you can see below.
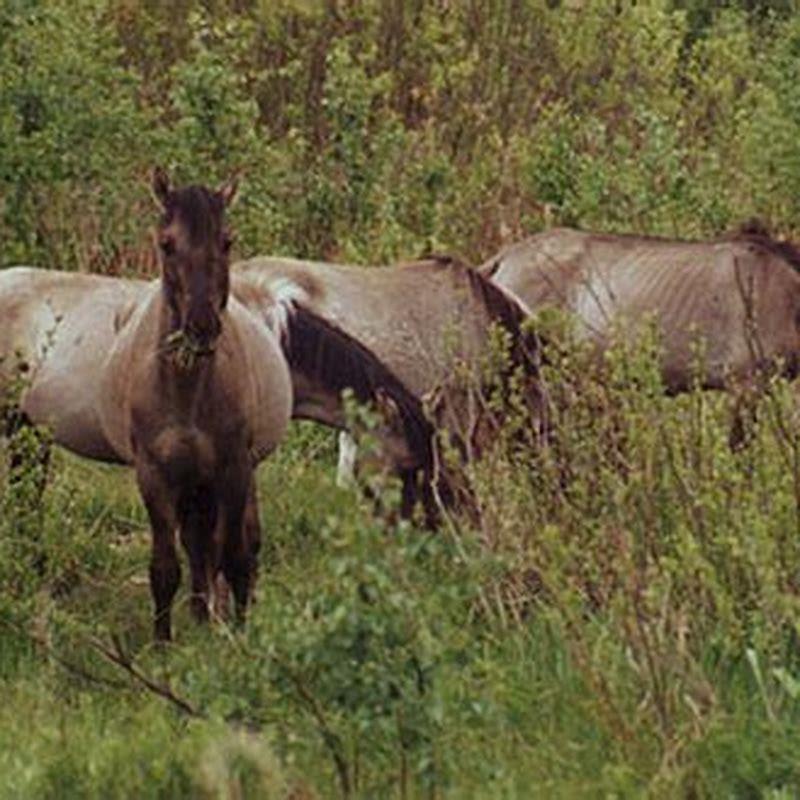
[23,380,122,462]
[20,330,125,462]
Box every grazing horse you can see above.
[233,275,444,522]
[0,170,294,640]
[481,227,800,393]
[233,254,544,520]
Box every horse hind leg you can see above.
[210,481,261,623]
[2,406,52,577]
[3,405,51,495]
[244,479,262,568]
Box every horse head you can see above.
[151,167,237,356]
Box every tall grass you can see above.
[4,2,800,796]
[4,330,800,797]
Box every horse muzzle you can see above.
[184,308,222,355]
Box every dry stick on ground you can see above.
[11,607,351,795]
[93,634,352,796]
[89,635,204,719]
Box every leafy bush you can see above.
[5,2,800,797]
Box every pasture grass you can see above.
[4,354,800,798]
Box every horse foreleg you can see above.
[219,471,256,626]
[400,468,419,521]
[336,430,358,487]
[136,462,180,641]
[729,379,762,452]
[178,488,218,625]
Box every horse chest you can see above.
[138,424,223,486]
[129,371,248,479]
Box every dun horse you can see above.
[234,254,544,520]
[0,170,294,640]
[482,226,800,393]
[1,177,445,628]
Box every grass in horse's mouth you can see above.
[164,330,214,369]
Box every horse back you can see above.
[488,228,800,386]
[234,256,517,397]
[0,268,144,462]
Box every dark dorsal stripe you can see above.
[725,220,800,273]
[483,225,800,279]
[280,302,435,468]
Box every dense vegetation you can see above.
[4,1,800,797]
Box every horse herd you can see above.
[4,170,800,640]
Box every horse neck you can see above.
[290,370,349,429]
[289,361,422,470]
[151,283,216,403]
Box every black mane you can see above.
[463,260,542,373]
[727,219,800,273]
[280,302,435,469]
[396,253,543,385]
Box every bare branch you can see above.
[89,635,204,719]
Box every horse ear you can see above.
[151,167,171,208]
[218,176,239,208]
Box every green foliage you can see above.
[7,2,800,797]
[6,0,800,269]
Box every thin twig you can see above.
[89,635,204,719]
[270,652,352,797]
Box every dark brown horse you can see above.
[1,171,294,640]
[482,226,800,392]
[101,170,294,639]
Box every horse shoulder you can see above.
[490,232,590,313]
[96,288,163,463]
[226,303,292,459]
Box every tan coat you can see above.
[483,228,800,390]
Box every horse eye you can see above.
[159,236,176,257]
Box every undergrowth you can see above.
[3,331,800,798]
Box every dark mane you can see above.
[724,219,800,273]
[399,253,465,269]
[280,302,435,468]
[162,186,224,242]
[462,261,542,372]
[402,253,542,372]
[477,257,501,279]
